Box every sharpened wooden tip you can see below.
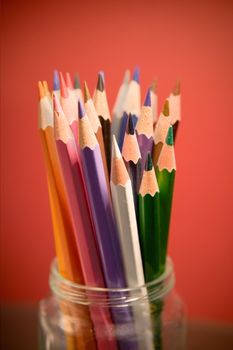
[38,81,45,99]
[111,135,129,184]
[163,99,170,116]
[97,73,104,92]
[145,153,153,171]
[127,114,135,135]
[74,74,81,89]
[173,80,181,96]
[83,81,91,102]
[59,72,68,98]
[112,135,122,159]
[53,93,63,114]
[166,126,174,145]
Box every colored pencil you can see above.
[169,80,181,141]
[93,73,112,174]
[59,72,79,143]
[78,101,138,350]
[38,82,82,283]
[118,67,141,150]
[111,137,154,350]
[54,95,117,350]
[39,82,88,350]
[138,153,163,350]
[138,153,161,281]
[122,114,142,207]
[152,99,172,166]
[156,125,176,270]
[83,81,109,186]
[111,70,130,142]
[136,89,154,169]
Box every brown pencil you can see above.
[93,73,111,174]
[84,81,109,186]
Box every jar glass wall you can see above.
[39,257,186,350]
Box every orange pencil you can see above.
[38,82,88,350]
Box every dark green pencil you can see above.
[156,125,176,271]
[138,153,161,281]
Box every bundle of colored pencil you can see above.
[38,69,181,350]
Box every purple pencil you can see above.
[136,89,154,170]
[78,100,139,350]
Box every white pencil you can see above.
[110,136,154,350]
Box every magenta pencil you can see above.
[59,72,79,144]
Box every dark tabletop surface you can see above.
[1,304,233,350]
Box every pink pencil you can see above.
[53,94,118,350]
[59,72,79,144]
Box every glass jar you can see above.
[39,257,186,350]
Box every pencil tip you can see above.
[97,73,104,92]
[132,66,140,83]
[59,72,68,98]
[112,135,121,159]
[53,70,60,91]
[173,80,181,95]
[83,81,91,102]
[74,74,81,89]
[127,113,135,135]
[144,88,151,107]
[166,125,174,145]
[163,99,170,116]
[78,99,85,119]
[145,152,153,171]
[65,72,73,89]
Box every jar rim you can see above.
[49,257,175,305]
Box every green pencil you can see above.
[138,153,161,282]
[138,153,162,349]
[156,125,176,271]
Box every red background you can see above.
[1,0,233,323]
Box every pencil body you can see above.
[54,100,117,350]
[155,169,175,269]
[110,140,154,350]
[156,126,176,270]
[138,193,161,281]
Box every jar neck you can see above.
[49,257,175,306]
